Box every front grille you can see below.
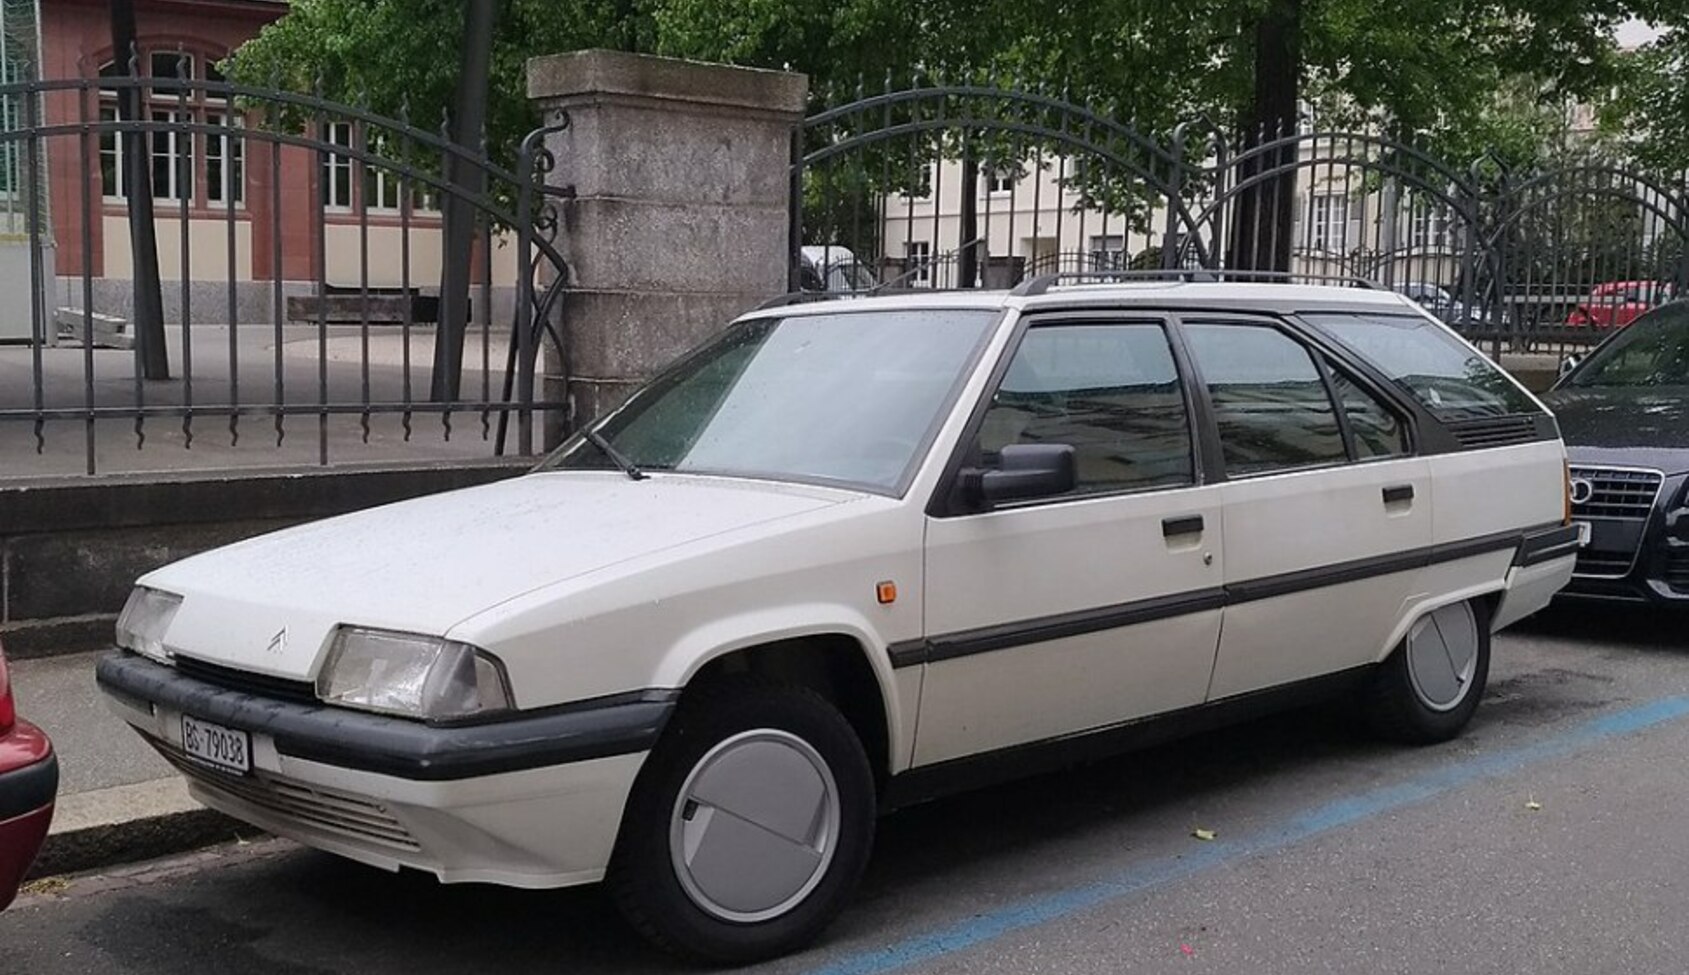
[173,656,319,705]
[1447,415,1538,449]
[155,741,421,853]
[1570,467,1665,520]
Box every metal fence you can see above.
[791,82,1689,356]
[0,61,569,478]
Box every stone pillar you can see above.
[527,50,808,433]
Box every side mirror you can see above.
[1558,354,1581,377]
[964,444,1077,507]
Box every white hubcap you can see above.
[669,729,841,923]
[1406,602,1480,712]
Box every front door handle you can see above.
[1383,484,1415,505]
[1163,514,1205,537]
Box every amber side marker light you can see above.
[1563,461,1573,526]
[876,581,898,605]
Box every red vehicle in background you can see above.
[1568,281,1675,329]
[0,637,56,910]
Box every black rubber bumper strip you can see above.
[1515,524,1585,567]
[0,750,58,823]
[95,652,677,782]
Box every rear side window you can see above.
[1329,369,1409,458]
[1183,323,1348,476]
[1301,312,1538,420]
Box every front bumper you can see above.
[1560,486,1689,609]
[96,652,676,888]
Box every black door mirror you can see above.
[1558,354,1581,377]
[965,444,1077,507]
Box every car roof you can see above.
[743,282,1421,320]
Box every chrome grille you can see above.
[155,742,421,853]
[1570,466,1665,520]
[1447,415,1538,449]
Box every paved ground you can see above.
[5,606,1686,974]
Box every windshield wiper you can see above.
[584,429,646,481]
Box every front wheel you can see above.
[1362,598,1491,744]
[609,679,876,963]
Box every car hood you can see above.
[143,472,860,679]
[1543,385,1689,474]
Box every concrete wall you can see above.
[0,461,526,658]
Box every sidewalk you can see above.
[12,650,252,879]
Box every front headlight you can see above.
[316,627,513,721]
[116,587,183,662]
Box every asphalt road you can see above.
[5,606,1688,975]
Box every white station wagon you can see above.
[99,279,1581,962]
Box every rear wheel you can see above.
[609,679,875,963]
[1363,598,1491,744]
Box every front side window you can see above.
[1302,311,1540,420]
[1565,303,1689,388]
[974,323,1194,496]
[1184,323,1348,476]
[539,310,999,493]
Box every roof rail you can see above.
[1010,269,1386,297]
[752,291,851,311]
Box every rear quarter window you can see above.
[1299,311,1540,420]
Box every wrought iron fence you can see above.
[0,62,569,478]
[791,81,1689,358]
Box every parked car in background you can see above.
[97,280,1576,962]
[1544,300,1689,606]
[798,245,879,292]
[1392,281,1501,327]
[1567,281,1675,330]
[0,638,57,910]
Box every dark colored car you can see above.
[0,637,56,910]
[1543,300,1689,606]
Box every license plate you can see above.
[1574,521,1593,547]
[181,715,251,775]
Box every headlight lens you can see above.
[316,627,513,721]
[116,587,183,662]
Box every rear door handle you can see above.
[1163,515,1205,537]
[1383,484,1415,505]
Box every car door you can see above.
[913,314,1225,766]
[1179,318,1434,700]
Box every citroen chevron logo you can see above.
[266,627,287,655]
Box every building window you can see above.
[1310,194,1350,252]
[1090,234,1126,270]
[96,51,243,206]
[985,169,1016,194]
[150,109,193,202]
[1409,205,1449,250]
[905,241,931,285]
[322,122,354,209]
[205,113,243,205]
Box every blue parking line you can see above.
[804,695,1689,975]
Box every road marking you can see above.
[805,695,1689,975]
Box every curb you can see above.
[27,778,263,880]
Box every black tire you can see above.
[609,678,876,964]
[1363,598,1492,744]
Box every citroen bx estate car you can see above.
[98,279,1580,962]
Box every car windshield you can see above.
[1301,311,1539,419]
[1565,302,1689,388]
[537,309,1000,493]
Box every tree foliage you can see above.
[226,0,1659,175]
